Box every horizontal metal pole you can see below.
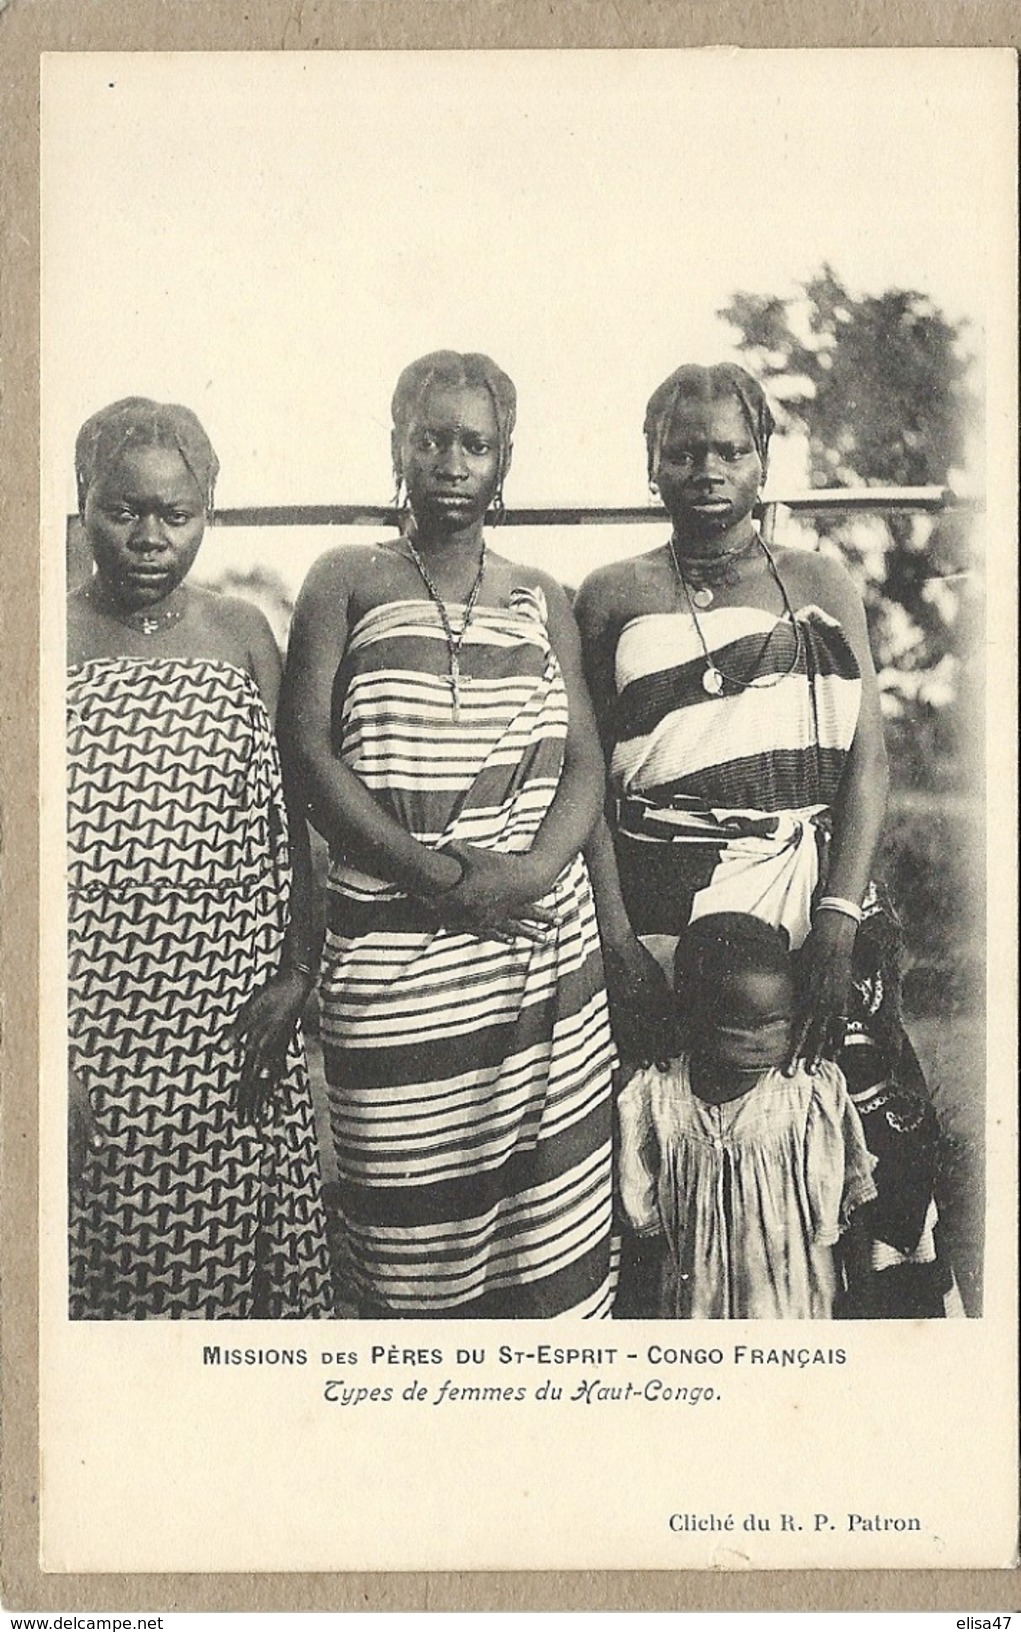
[201,487,978,528]
[66,486,982,539]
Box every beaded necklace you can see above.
[84,579,187,637]
[402,536,488,721]
[668,534,803,696]
[667,531,761,608]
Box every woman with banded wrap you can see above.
[577,363,958,1319]
[283,352,616,1318]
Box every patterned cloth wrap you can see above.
[609,600,956,1314]
[321,587,617,1318]
[67,658,333,1319]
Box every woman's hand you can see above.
[432,842,557,945]
[602,934,675,1068]
[231,967,313,1124]
[788,911,857,1072]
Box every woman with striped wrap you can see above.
[282,352,616,1317]
[576,363,958,1319]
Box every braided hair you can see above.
[391,351,516,517]
[644,363,775,486]
[673,912,793,1049]
[75,397,219,517]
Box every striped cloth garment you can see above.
[320,587,617,1318]
[606,601,960,1315]
[609,604,862,945]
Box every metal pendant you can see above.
[691,586,714,609]
[702,664,725,696]
[448,654,471,721]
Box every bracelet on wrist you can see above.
[425,850,467,898]
[816,895,863,926]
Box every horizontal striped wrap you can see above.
[606,600,953,1310]
[321,589,616,1317]
[609,606,861,943]
[612,605,862,812]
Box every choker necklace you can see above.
[402,536,487,721]
[84,580,187,637]
[667,532,760,608]
[672,537,803,697]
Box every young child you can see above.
[617,913,877,1319]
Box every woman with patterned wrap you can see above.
[282,351,616,1317]
[576,363,958,1318]
[67,397,333,1319]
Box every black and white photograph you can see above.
[36,47,1017,1572]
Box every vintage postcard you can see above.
[8,27,1019,1599]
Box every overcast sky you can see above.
[41,49,1015,590]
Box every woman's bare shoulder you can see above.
[186,587,281,683]
[773,542,865,618]
[299,540,412,620]
[192,582,260,622]
[575,548,668,631]
[189,584,271,642]
[297,542,385,599]
[502,559,572,606]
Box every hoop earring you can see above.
[491,485,506,527]
[648,478,661,502]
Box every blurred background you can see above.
[46,50,1010,1313]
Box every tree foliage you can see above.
[720,265,972,487]
[719,265,979,789]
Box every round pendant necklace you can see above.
[667,531,761,609]
[402,536,488,721]
[84,579,187,637]
[669,535,803,696]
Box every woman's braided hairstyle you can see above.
[644,362,775,486]
[75,397,219,517]
[391,351,516,520]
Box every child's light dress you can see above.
[618,1056,877,1319]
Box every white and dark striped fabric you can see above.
[67,658,334,1319]
[606,596,957,1313]
[610,604,861,942]
[320,588,616,1318]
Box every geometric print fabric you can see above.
[67,657,333,1318]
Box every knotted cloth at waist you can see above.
[615,793,831,950]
